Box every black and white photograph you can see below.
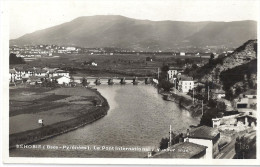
[1,0,259,165]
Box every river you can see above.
[10,85,200,158]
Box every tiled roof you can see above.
[152,142,207,158]
[178,75,193,81]
[236,114,257,120]
[188,125,219,140]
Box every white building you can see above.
[66,47,76,51]
[178,75,194,93]
[184,126,220,159]
[167,67,183,79]
[9,68,17,82]
[51,70,70,78]
[52,76,71,85]
[180,52,185,56]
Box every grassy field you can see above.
[11,53,209,77]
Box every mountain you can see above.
[10,15,257,50]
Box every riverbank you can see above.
[9,87,109,149]
[161,91,203,117]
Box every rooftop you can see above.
[177,75,193,81]
[188,125,219,140]
[152,142,207,158]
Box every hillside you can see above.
[10,15,257,51]
[194,39,257,99]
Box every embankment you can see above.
[9,88,109,149]
[166,93,203,117]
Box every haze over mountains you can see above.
[10,15,257,51]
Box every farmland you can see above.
[14,53,209,77]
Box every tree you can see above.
[9,53,25,65]
[158,80,174,91]
[159,137,169,150]
[199,108,222,127]
[161,65,169,72]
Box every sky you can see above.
[8,0,259,39]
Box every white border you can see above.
[1,0,260,165]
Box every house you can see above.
[180,52,185,56]
[184,126,220,159]
[242,89,257,99]
[51,76,71,85]
[150,142,207,159]
[235,98,249,108]
[26,76,45,85]
[52,70,70,78]
[9,68,17,82]
[167,67,183,79]
[177,75,194,93]
[236,113,257,127]
[71,76,83,84]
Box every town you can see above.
[9,39,257,159]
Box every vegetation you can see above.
[235,133,256,159]
[158,65,174,91]
[159,132,184,150]
[9,53,25,65]
[220,59,257,100]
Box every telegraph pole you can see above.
[208,86,210,101]
[175,79,176,94]
[192,88,194,104]
[157,68,159,80]
[168,125,172,148]
[202,100,204,116]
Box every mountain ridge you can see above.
[10,15,257,50]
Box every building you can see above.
[235,98,249,108]
[211,89,225,99]
[71,76,83,84]
[177,75,194,93]
[242,89,257,99]
[26,76,44,85]
[51,76,71,85]
[180,52,185,56]
[150,142,207,159]
[167,67,183,79]
[9,68,17,82]
[236,113,257,127]
[51,70,70,78]
[184,126,220,159]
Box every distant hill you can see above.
[10,15,257,51]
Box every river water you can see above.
[10,85,200,158]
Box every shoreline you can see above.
[9,87,110,149]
